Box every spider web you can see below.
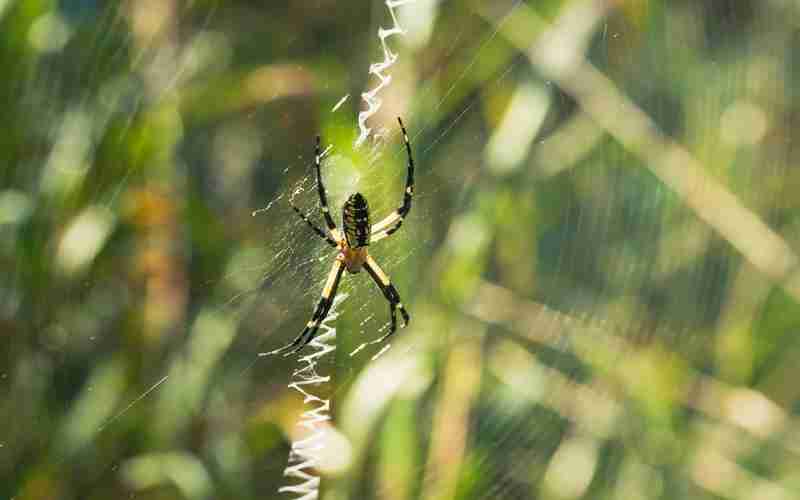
[4,1,799,500]
[259,2,800,499]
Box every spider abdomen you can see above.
[342,192,371,248]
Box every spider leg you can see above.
[370,117,415,241]
[271,259,345,356]
[363,255,410,344]
[369,228,393,244]
[315,135,338,232]
[289,200,338,248]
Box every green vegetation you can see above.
[3,1,800,499]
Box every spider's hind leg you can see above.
[370,117,415,242]
[315,135,338,232]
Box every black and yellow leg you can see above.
[371,117,415,241]
[289,201,338,248]
[271,259,345,356]
[315,135,338,232]
[363,255,410,343]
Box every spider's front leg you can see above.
[363,255,410,344]
[270,259,345,356]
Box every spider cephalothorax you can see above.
[272,118,414,355]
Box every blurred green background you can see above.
[4,0,800,498]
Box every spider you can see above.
[272,117,414,356]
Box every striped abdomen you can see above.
[342,192,371,248]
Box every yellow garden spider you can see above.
[272,117,414,356]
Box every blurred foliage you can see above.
[4,0,800,499]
